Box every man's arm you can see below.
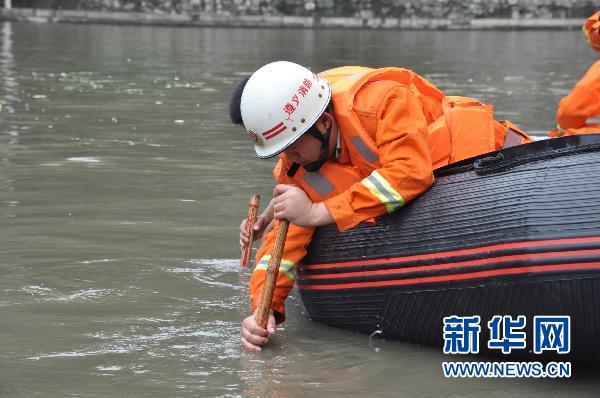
[241,158,316,351]
[324,85,434,231]
[249,220,315,323]
[557,60,600,130]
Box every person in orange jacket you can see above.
[232,61,532,352]
[550,11,600,137]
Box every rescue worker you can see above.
[233,61,533,352]
[550,11,600,137]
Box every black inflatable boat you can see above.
[299,135,600,363]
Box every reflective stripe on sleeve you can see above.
[350,136,378,162]
[361,170,405,213]
[254,255,297,281]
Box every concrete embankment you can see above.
[0,7,585,30]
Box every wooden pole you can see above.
[256,219,290,329]
[240,194,260,268]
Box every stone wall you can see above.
[10,0,599,19]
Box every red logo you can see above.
[262,122,287,140]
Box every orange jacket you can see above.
[249,66,532,322]
[583,11,600,52]
[550,60,600,137]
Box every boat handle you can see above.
[474,153,505,175]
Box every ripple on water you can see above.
[503,75,526,82]
[19,285,117,303]
[187,258,240,269]
[67,156,100,163]
[165,259,243,290]
[96,365,122,371]
[53,320,242,364]
[28,346,138,360]
[167,258,241,276]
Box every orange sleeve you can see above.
[557,60,600,130]
[249,220,314,324]
[249,160,314,324]
[324,86,434,231]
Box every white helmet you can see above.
[241,61,332,159]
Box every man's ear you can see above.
[316,112,332,134]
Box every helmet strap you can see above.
[302,122,332,173]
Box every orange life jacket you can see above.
[280,66,532,203]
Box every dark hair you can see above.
[229,75,250,126]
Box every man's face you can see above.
[282,113,331,165]
[282,132,322,166]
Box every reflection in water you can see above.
[0,22,17,211]
[0,22,16,111]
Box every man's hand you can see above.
[239,199,275,247]
[272,184,333,227]
[240,308,276,352]
[239,214,270,247]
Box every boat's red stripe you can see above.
[301,249,600,280]
[298,262,600,290]
[303,236,600,270]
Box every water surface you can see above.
[1,22,598,397]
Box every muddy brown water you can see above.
[1,21,598,397]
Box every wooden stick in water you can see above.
[240,194,260,268]
[256,219,290,329]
